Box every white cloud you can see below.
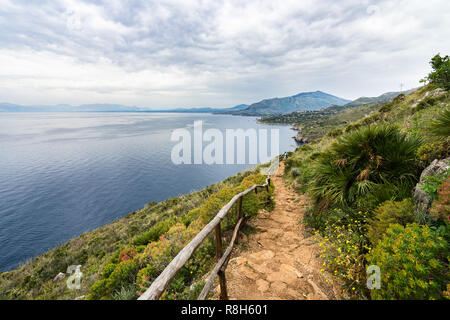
[0,0,449,107]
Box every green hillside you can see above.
[0,168,273,300]
[259,90,416,141]
[282,54,450,299]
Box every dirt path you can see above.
[217,162,340,300]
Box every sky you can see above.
[0,0,449,109]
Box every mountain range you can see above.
[0,90,414,115]
[220,91,351,116]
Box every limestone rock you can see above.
[413,157,450,215]
[53,272,65,282]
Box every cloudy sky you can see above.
[0,0,449,108]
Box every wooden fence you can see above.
[138,172,274,300]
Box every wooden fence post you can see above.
[235,197,243,244]
[215,223,228,300]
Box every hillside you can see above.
[259,90,418,142]
[222,91,350,116]
[0,166,273,300]
[282,78,449,299]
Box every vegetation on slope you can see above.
[284,54,450,299]
[0,167,273,300]
[259,91,412,141]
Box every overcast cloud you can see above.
[0,0,449,108]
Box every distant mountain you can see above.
[259,88,419,126]
[0,102,249,113]
[0,103,142,112]
[221,91,351,116]
[336,89,416,110]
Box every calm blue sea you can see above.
[0,112,297,271]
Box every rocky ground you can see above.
[214,162,340,300]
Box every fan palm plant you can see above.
[309,124,422,210]
[429,107,450,138]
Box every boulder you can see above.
[411,88,446,109]
[413,157,450,215]
[53,272,65,282]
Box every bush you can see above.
[419,170,450,201]
[327,128,343,138]
[111,285,139,300]
[367,199,417,245]
[309,124,422,210]
[423,54,450,90]
[131,217,178,246]
[314,207,371,297]
[106,260,138,294]
[379,103,393,113]
[119,247,138,262]
[101,263,117,278]
[430,176,450,223]
[367,223,449,300]
[417,139,450,167]
[291,168,301,178]
[412,97,437,114]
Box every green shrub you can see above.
[429,107,450,138]
[111,285,139,300]
[87,279,109,300]
[314,207,371,297]
[291,168,301,178]
[423,54,450,90]
[419,169,450,201]
[309,124,421,210]
[131,217,178,246]
[379,103,393,113]
[367,223,449,300]
[367,199,417,245]
[413,97,437,114]
[101,263,117,278]
[417,139,450,167]
[105,260,138,294]
[327,128,343,138]
[181,208,201,227]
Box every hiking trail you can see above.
[214,161,340,300]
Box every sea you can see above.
[0,112,298,271]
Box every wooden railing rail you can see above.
[138,176,272,300]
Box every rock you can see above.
[74,295,85,300]
[266,271,298,284]
[280,264,303,278]
[412,88,446,109]
[256,279,270,293]
[414,157,450,215]
[53,272,65,282]
[248,250,275,263]
[294,133,310,144]
[270,281,287,296]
